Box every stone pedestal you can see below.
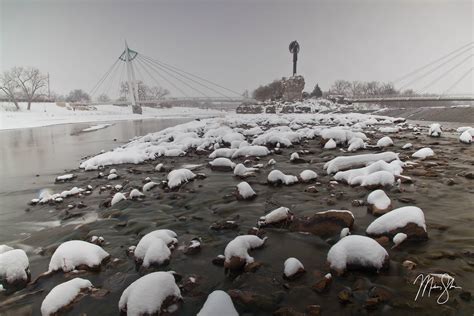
[282,76,305,101]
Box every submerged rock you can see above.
[290,210,354,237]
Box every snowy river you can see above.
[0,116,472,315]
[0,118,192,242]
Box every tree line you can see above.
[1,66,171,110]
[251,78,432,102]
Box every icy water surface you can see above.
[0,119,473,315]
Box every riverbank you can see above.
[374,105,474,124]
[0,102,226,130]
[1,112,472,315]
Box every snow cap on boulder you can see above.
[224,235,267,270]
[366,206,427,240]
[0,248,30,287]
[48,240,110,272]
[283,257,305,279]
[327,235,389,275]
[167,169,196,189]
[367,189,392,215]
[267,170,298,185]
[41,278,93,316]
[236,181,256,200]
[412,147,434,159]
[197,290,239,316]
[119,271,182,316]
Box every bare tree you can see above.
[13,67,47,110]
[330,80,351,95]
[66,89,91,103]
[97,94,111,103]
[147,86,169,100]
[0,69,20,110]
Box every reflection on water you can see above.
[0,118,192,242]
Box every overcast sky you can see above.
[1,0,473,98]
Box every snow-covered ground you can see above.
[0,102,226,130]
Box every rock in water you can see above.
[283,257,305,280]
[327,235,389,275]
[197,290,238,316]
[119,272,182,315]
[366,190,392,216]
[290,210,354,237]
[366,206,428,240]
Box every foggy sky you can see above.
[1,0,473,98]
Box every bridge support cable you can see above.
[140,54,235,100]
[393,41,473,84]
[415,54,473,94]
[102,60,123,99]
[398,46,474,91]
[89,59,120,99]
[142,56,226,99]
[137,55,211,98]
[140,55,244,97]
[135,57,190,98]
[440,67,474,96]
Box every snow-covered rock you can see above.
[0,249,30,288]
[334,160,403,187]
[197,290,238,316]
[167,169,196,189]
[299,170,318,182]
[267,170,298,185]
[378,126,399,133]
[324,138,337,149]
[366,206,427,240]
[324,152,399,174]
[376,136,393,148]
[402,143,412,149]
[327,235,389,274]
[0,245,14,254]
[233,163,257,177]
[155,163,164,171]
[412,147,434,159]
[142,181,158,192]
[119,272,182,316]
[258,207,292,227]
[224,235,267,270]
[283,257,305,279]
[459,130,473,144]
[48,240,110,272]
[107,173,119,180]
[340,227,350,238]
[134,230,177,267]
[55,173,76,182]
[428,123,442,137]
[367,189,392,215]
[231,145,270,158]
[209,158,236,171]
[41,278,93,316]
[209,148,236,159]
[347,137,366,151]
[320,128,367,144]
[236,181,256,200]
[111,192,126,206]
[129,189,144,199]
[392,232,407,248]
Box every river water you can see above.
[0,118,192,243]
[0,118,473,315]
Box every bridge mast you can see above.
[124,41,142,114]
